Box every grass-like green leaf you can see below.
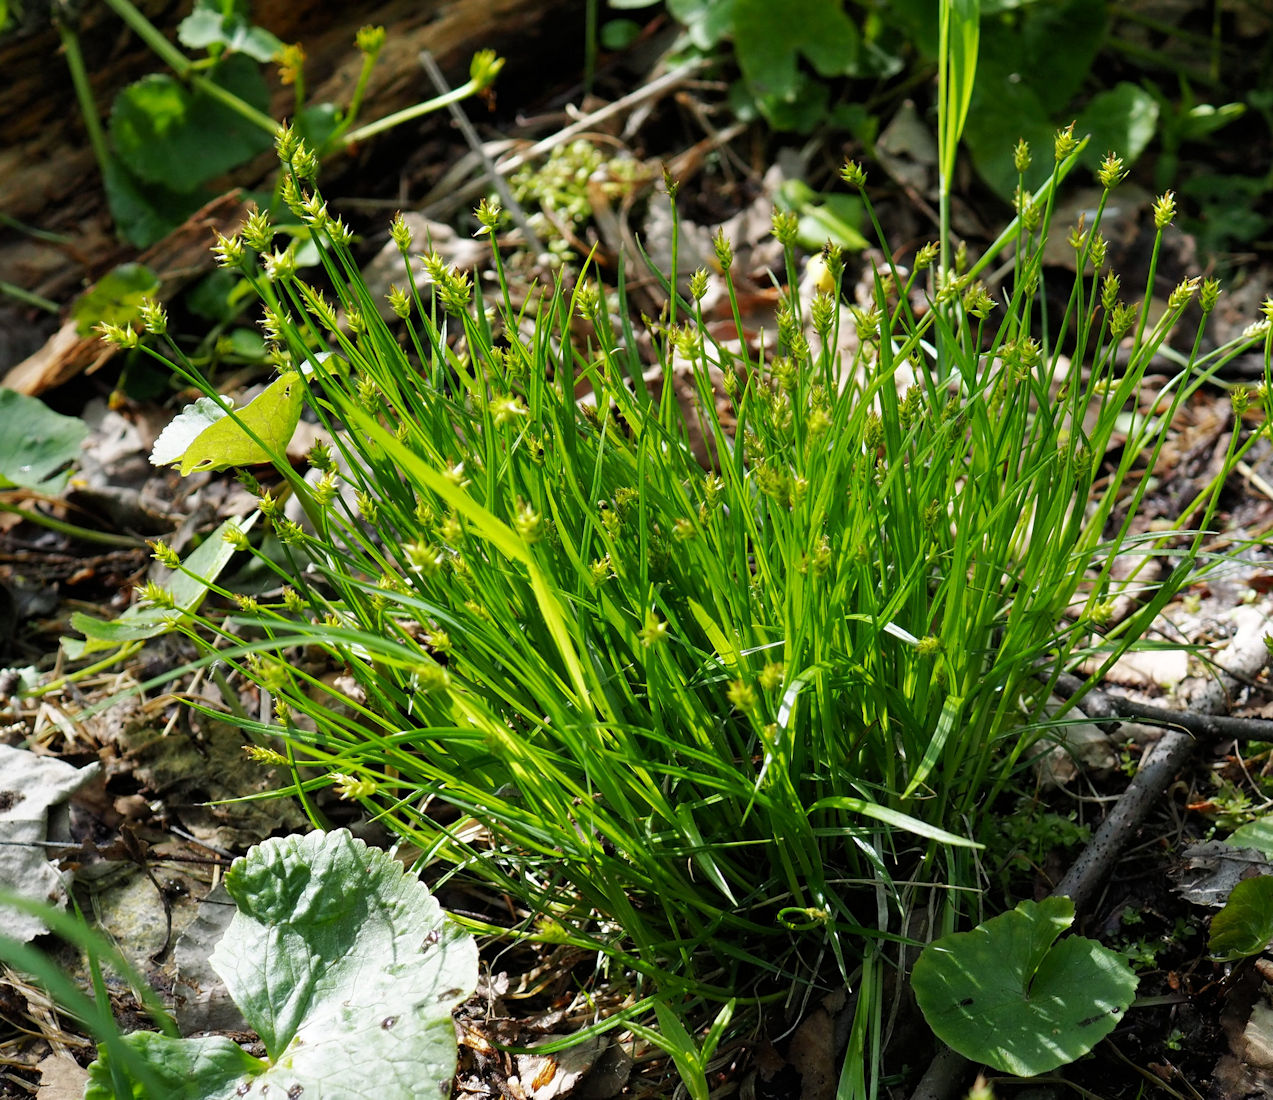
[63,516,250,658]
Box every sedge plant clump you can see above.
[102,123,1272,1092]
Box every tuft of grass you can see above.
[110,127,1270,1092]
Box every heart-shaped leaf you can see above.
[912,896,1138,1076]
[155,371,304,475]
[85,830,477,1099]
[1209,874,1273,961]
[109,55,272,191]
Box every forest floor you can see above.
[4,6,1273,1099]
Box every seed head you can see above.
[1100,273,1121,313]
[1152,191,1177,230]
[149,539,180,568]
[213,231,246,269]
[1200,278,1221,315]
[840,160,867,189]
[713,227,734,271]
[94,321,139,348]
[332,773,377,800]
[138,297,167,335]
[1053,122,1078,162]
[639,611,668,648]
[356,24,386,55]
[727,679,757,711]
[1012,139,1031,174]
[771,208,799,247]
[1098,152,1127,190]
[1167,277,1199,312]
[387,284,411,319]
[390,212,413,252]
[474,197,503,235]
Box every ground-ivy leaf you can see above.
[1209,875,1273,961]
[70,262,161,337]
[62,516,251,659]
[912,896,1138,1076]
[109,55,273,191]
[1226,817,1273,859]
[164,371,303,475]
[1077,82,1160,172]
[85,1032,264,1100]
[178,7,283,61]
[732,0,859,113]
[208,830,478,1094]
[0,389,88,492]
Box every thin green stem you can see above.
[55,15,112,188]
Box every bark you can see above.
[1,0,579,389]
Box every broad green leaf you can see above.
[913,896,1138,1076]
[0,389,88,492]
[1016,0,1106,114]
[1226,817,1273,859]
[215,830,477,1091]
[178,7,283,61]
[667,0,735,50]
[70,262,161,337]
[62,516,251,659]
[1077,83,1160,171]
[296,102,342,155]
[102,157,211,248]
[150,396,232,467]
[86,830,477,1099]
[732,0,859,119]
[85,1033,263,1100]
[109,55,273,191]
[164,372,304,475]
[1209,875,1273,961]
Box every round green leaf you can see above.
[1225,817,1273,859]
[1077,83,1160,171]
[0,389,89,491]
[1209,875,1273,961]
[178,7,283,61]
[109,55,273,191]
[912,896,1138,1076]
[70,262,161,336]
[211,830,478,1095]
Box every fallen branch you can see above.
[1052,670,1273,743]
[908,617,1273,1100]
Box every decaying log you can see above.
[1,0,582,388]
